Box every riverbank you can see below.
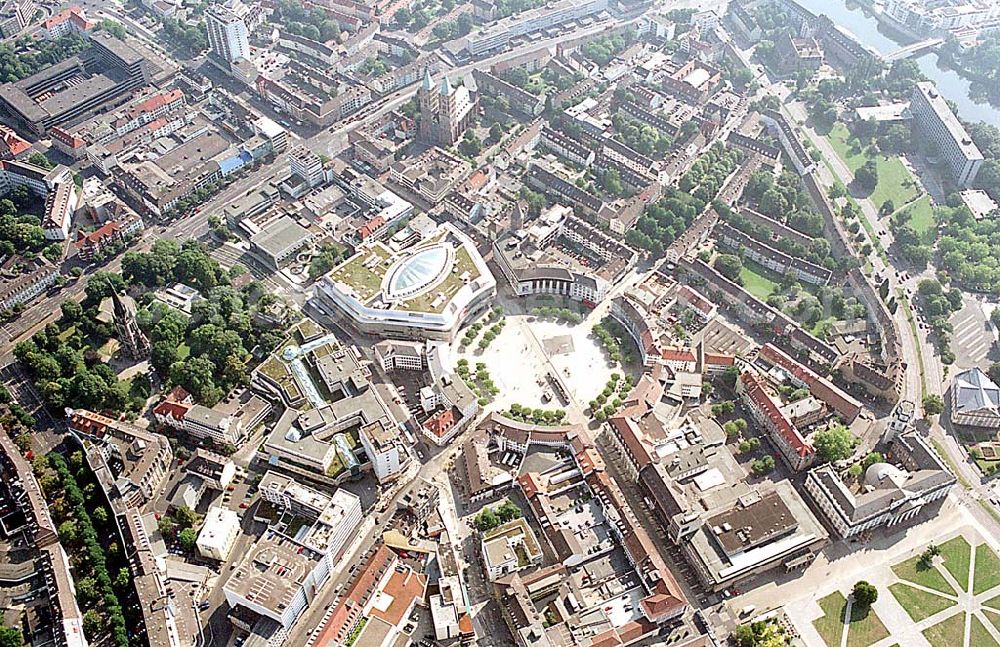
[792,0,1000,127]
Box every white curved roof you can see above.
[385,245,450,299]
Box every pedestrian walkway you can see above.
[783,521,1000,647]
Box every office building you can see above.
[223,529,330,635]
[480,518,543,581]
[289,145,325,187]
[0,0,34,38]
[910,81,984,187]
[258,471,362,562]
[0,33,150,136]
[249,215,314,269]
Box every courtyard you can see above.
[452,311,621,423]
[795,526,1000,647]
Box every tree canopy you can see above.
[813,425,857,463]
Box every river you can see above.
[792,0,1000,128]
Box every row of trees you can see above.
[273,0,342,42]
[455,358,498,406]
[915,278,963,365]
[530,307,582,324]
[934,202,1000,294]
[611,112,672,156]
[45,453,130,646]
[429,13,474,41]
[589,372,631,422]
[626,145,742,256]
[122,239,231,294]
[742,169,825,237]
[160,17,207,53]
[591,318,628,364]
[506,404,567,426]
[580,30,635,66]
[720,208,834,270]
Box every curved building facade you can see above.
[313,221,496,341]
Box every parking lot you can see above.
[949,297,997,369]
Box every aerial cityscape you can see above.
[1,0,1000,646]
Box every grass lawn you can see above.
[846,603,890,647]
[177,343,191,360]
[974,544,1000,595]
[898,195,935,241]
[57,324,77,342]
[922,612,966,647]
[813,592,847,647]
[826,122,921,211]
[738,259,780,300]
[889,583,956,622]
[985,594,1000,612]
[972,613,1000,647]
[984,609,1000,634]
[939,536,972,592]
[892,554,957,596]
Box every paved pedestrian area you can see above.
[787,525,1000,647]
[454,313,617,421]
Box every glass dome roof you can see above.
[385,245,450,298]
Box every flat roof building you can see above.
[223,529,330,631]
[911,81,984,187]
[0,33,150,136]
[196,506,241,561]
[313,221,496,342]
[249,215,314,269]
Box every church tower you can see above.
[109,290,150,359]
[418,67,438,142]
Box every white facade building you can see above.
[196,506,241,560]
[206,3,250,64]
[910,82,984,187]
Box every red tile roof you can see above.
[44,6,93,31]
[423,408,455,438]
[129,90,184,120]
[357,215,386,240]
[368,567,426,626]
[661,348,697,364]
[608,416,653,469]
[0,125,31,157]
[153,400,190,423]
[315,545,396,646]
[705,353,735,367]
[739,371,812,459]
[759,344,861,422]
[75,220,124,248]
